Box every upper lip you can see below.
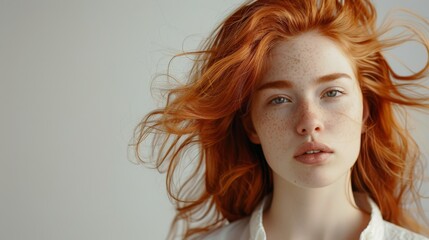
[293,141,334,157]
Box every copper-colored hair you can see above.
[133,0,429,238]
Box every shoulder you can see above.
[383,221,429,240]
[196,217,251,240]
[358,194,428,240]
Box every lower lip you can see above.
[294,152,332,165]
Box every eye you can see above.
[323,89,344,98]
[270,96,290,105]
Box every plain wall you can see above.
[1,0,428,239]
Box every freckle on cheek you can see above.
[260,112,281,138]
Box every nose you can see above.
[295,103,324,136]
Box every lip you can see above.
[293,142,334,165]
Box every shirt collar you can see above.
[249,195,270,240]
[248,194,385,240]
[359,197,385,240]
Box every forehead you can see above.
[262,31,356,83]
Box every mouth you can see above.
[304,150,322,154]
[294,142,334,158]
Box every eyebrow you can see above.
[256,73,352,91]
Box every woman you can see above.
[134,0,429,239]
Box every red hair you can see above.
[133,0,429,238]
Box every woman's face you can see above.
[246,31,365,188]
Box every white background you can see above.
[1,0,429,239]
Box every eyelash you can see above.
[269,89,344,105]
[269,96,291,105]
[322,89,344,98]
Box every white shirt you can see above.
[200,196,428,240]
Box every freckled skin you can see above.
[247,31,364,188]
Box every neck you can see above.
[263,171,369,240]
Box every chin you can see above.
[285,168,351,189]
[294,177,338,189]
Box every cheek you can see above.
[326,100,363,138]
[252,109,295,143]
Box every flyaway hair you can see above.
[133,0,429,238]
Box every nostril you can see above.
[298,126,320,135]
